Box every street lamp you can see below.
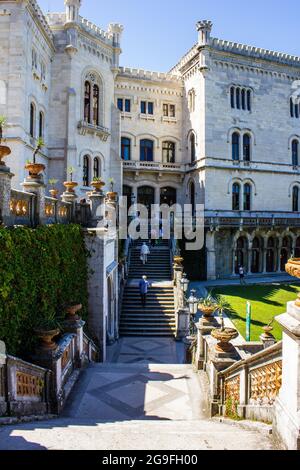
[187,289,199,335]
[180,273,189,295]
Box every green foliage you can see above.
[0,224,88,357]
[48,179,58,187]
[225,397,241,420]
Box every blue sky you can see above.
[39,0,300,71]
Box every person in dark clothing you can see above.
[139,275,150,307]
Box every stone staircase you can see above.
[119,240,176,337]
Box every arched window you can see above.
[39,111,44,139]
[232,183,240,211]
[93,157,100,179]
[162,141,175,163]
[293,186,299,212]
[236,88,241,109]
[140,139,154,162]
[232,132,240,161]
[290,98,294,118]
[296,104,299,119]
[83,155,90,186]
[243,184,251,211]
[92,84,99,126]
[241,89,246,110]
[121,137,131,161]
[243,134,251,161]
[230,87,235,108]
[251,237,262,273]
[235,236,248,273]
[84,81,91,123]
[190,182,195,216]
[247,90,251,111]
[30,102,35,138]
[190,133,196,163]
[267,237,276,272]
[292,139,299,166]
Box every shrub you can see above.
[0,224,88,357]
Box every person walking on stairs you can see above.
[139,275,151,308]
[140,242,150,265]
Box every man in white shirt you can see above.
[140,242,150,265]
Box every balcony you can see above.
[122,160,185,174]
[77,120,110,142]
[204,210,300,229]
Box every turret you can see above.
[108,23,124,69]
[65,0,81,24]
[196,20,213,47]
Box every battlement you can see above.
[118,67,182,83]
[79,16,113,44]
[28,0,54,42]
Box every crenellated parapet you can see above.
[27,0,54,44]
[118,66,182,83]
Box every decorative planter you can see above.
[106,191,118,201]
[0,145,11,165]
[63,181,78,193]
[66,303,82,321]
[34,328,60,351]
[173,256,184,266]
[211,327,239,353]
[49,189,59,199]
[262,325,274,337]
[199,304,216,318]
[91,180,105,192]
[25,163,45,177]
[285,258,300,307]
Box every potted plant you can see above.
[49,178,59,198]
[64,166,78,193]
[0,116,11,165]
[65,302,82,321]
[198,293,217,318]
[90,176,105,192]
[211,295,238,353]
[107,177,117,201]
[34,314,61,352]
[25,137,45,177]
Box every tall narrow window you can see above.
[236,88,241,109]
[140,139,153,162]
[292,139,299,166]
[170,105,175,117]
[162,141,175,163]
[84,81,91,123]
[93,157,100,179]
[190,182,195,216]
[296,104,299,119]
[232,183,240,211]
[247,90,251,111]
[232,132,240,161]
[117,98,123,111]
[293,186,299,212]
[290,98,294,118]
[121,137,131,161]
[243,184,251,211]
[83,155,90,186]
[190,133,196,163]
[241,89,246,110]
[125,99,131,112]
[141,101,146,114]
[230,87,235,108]
[148,102,154,115]
[39,111,44,139]
[163,104,168,117]
[92,84,99,126]
[30,103,35,138]
[243,134,251,161]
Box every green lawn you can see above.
[211,284,300,341]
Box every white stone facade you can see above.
[1,1,300,279]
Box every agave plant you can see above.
[32,137,44,164]
[49,178,58,188]
[214,295,231,330]
[199,292,217,308]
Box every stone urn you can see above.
[34,328,60,351]
[25,162,45,177]
[211,327,239,353]
[0,145,11,166]
[49,189,59,199]
[286,258,300,307]
[65,303,82,321]
[262,325,274,337]
[173,255,184,266]
[91,180,105,192]
[198,304,216,318]
[63,181,78,193]
[106,191,118,202]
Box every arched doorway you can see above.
[266,237,276,272]
[251,237,262,273]
[235,236,248,273]
[280,236,292,271]
[137,186,155,214]
[160,187,177,206]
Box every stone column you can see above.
[247,249,252,274]
[195,317,219,370]
[262,248,267,274]
[273,301,300,449]
[206,231,217,280]
[0,163,13,226]
[88,191,105,228]
[176,308,190,340]
[22,175,46,226]
[63,318,86,367]
[61,189,77,221]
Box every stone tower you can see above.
[196,20,213,47]
[65,0,81,24]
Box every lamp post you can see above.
[180,273,189,307]
[188,289,199,334]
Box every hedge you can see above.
[0,224,88,357]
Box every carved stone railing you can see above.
[77,120,110,142]
[57,201,72,224]
[44,196,57,225]
[83,333,99,363]
[10,190,35,226]
[123,160,184,173]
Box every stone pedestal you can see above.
[22,175,46,226]
[63,318,85,367]
[88,191,105,228]
[0,164,13,226]
[195,317,219,370]
[61,190,77,221]
[273,301,300,450]
[260,332,276,349]
[176,308,190,340]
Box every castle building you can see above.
[1,0,300,280]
